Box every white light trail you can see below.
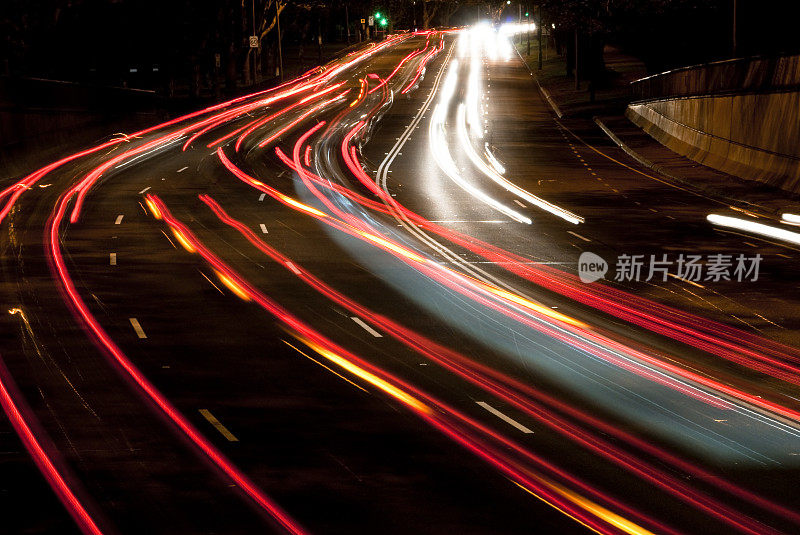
[456,105,584,225]
[428,62,531,224]
[708,213,800,245]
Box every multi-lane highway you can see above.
[2,26,800,534]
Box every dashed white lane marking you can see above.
[259,224,268,234]
[285,261,301,275]
[351,316,383,337]
[138,186,151,194]
[109,253,117,266]
[258,193,266,201]
[114,215,124,225]
[198,409,239,442]
[129,318,147,339]
[476,402,534,433]
[567,230,591,242]
[513,199,526,208]
[177,166,188,173]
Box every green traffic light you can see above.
[375,12,381,18]
[525,12,529,16]
[379,18,388,27]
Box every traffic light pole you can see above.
[527,5,531,56]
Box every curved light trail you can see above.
[3,26,800,535]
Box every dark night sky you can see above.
[2,0,800,88]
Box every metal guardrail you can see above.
[629,54,800,101]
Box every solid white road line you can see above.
[177,166,188,173]
[109,253,117,266]
[476,401,534,433]
[138,186,151,194]
[567,230,590,242]
[350,316,382,338]
[114,215,124,225]
[258,193,266,201]
[259,224,268,234]
[129,317,147,339]
[198,409,239,442]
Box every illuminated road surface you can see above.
[2,27,800,534]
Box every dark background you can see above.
[2,1,799,94]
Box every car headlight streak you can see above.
[427,27,583,225]
[456,105,584,225]
[708,213,800,245]
[429,61,532,225]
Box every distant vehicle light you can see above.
[781,212,800,224]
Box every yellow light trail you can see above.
[145,197,162,219]
[479,283,586,328]
[213,270,251,301]
[277,194,329,218]
[299,338,430,414]
[171,228,196,253]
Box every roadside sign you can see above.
[214,53,221,68]
[368,16,374,26]
[361,18,366,24]
[249,35,259,48]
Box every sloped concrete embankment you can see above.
[625,55,800,194]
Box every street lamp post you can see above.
[252,0,258,84]
[276,0,283,80]
[732,0,738,56]
[537,5,542,70]
[574,27,579,90]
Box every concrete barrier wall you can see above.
[627,55,800,193]
[0,77,161,180]
[631,55,800,100]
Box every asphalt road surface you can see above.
[2,27,800,535]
